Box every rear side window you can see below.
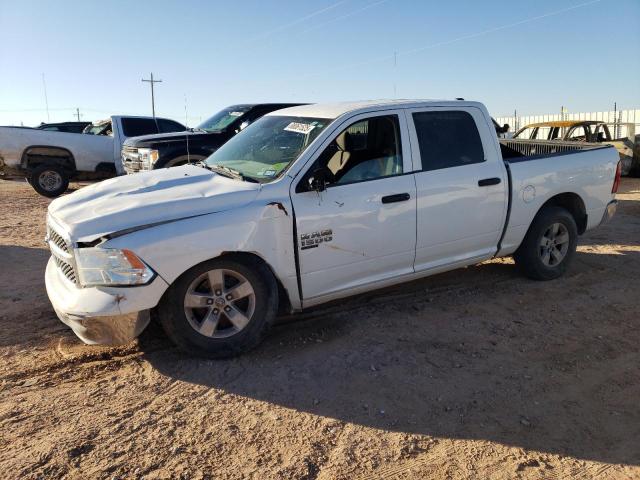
[412,111,484,171]
[158,119,186,133]
[121,118,159,137]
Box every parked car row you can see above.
[0,116,186,196]
[121,104,303,173]
[42,99,621,357]
[3,105,635,199]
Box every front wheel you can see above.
[513,206,578,280]
[29,164,70,197]
[157,256,278,358]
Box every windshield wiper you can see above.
[199,163,260,183]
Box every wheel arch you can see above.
[161,250,294,317]
[21,145,76,171]
[217,251,293,316]
[535,192,587,234]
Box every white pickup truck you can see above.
[0,116,185,197]
[44,100,620,358]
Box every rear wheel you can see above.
[157,256,278,358]
[514,206,578,280]
[29,164,69,197]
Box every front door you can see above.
[291,111,417,303]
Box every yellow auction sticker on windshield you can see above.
[284,122,315,135]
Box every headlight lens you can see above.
[138,148,159,169]
[75,248,155,287]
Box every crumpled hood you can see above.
[48,165,261,241]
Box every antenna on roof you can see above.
[455,97,464,101]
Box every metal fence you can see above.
[495,109,640,139]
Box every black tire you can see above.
[29,164,70,197]
[513,206,578,281]
[157,256,278,358]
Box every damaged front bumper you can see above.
[45,257,169,344]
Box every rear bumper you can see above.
[600,200,618,225]
[0,156,27,178]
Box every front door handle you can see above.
[381,193,410,204]
[478,177,501,187]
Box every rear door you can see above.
[291,111,417,302]
[406,106,508,272]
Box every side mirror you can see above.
[235,121,250,134]
[308,167,328,192]
[502,124,510,133]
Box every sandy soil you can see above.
[0,178,639,479]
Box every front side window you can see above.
[205,115,329,182]
[158,119,186,133]
[313,115,403,186]
[412,111,484,171]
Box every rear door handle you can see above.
[381,193,410,204]
[478,177,501,187]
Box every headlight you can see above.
[75,248,155,287]
[138,148,159,169]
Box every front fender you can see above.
[104,201,300,308]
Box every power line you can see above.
[300,0,389,34]
[247,0,348,43]
[300,0,603,79]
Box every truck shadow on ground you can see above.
[141,247,640,467]
[0,245,67,348]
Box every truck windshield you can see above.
[197,106,252,132]
[204,115,330,182]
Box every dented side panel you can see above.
[104,189,301,310]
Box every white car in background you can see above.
[44,100,620,358]
[0,116,185,197]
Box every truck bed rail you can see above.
[500,139,602,157]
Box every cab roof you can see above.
[267,99,482,120]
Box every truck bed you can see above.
[497,140,619,256]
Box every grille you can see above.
[47,220,77,284]
[48,226,70,254]
[53,255,77,283]
[121,146,143,173]
[122,145,138,154]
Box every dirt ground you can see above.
[0,177,639,480]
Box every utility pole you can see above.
[75,108,81,121]
[393,51,397,98]
[142,72,162,118]
[41,73,50,122]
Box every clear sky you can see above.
[1,0,639,126]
